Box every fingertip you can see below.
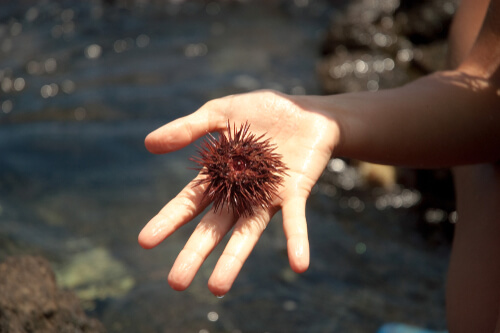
[288,236,310,273]
[168,273,190,291]
[144,111,224,154]
[137,228,157,249]
[144,125,182,154]
[290,257,309,274]
[138,216,172,249]
[143,121,186,154]
[282,198,310,273]
[144,131,161,154]
[167,269,192,291]
[207,254,241,296]
[208,278,231,297]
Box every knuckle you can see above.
[173,194,198,215]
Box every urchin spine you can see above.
[191,121,287,217]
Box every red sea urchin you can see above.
[191,121,288,218]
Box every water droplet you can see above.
[443,2,456,15]
[114,39,128,53]
[424,208,447,224]
[10,22,22,36]
[373,59,385,73]
[2,100,13,114]
[367,80,379,92]
[184,43,207,57]
[233,74,260,90]
[327,158,346,173]
[380,16,393,29]
[283,300,297,311]
[44,58,57,73]
[13,77,25,92]
[449,211,458,223]
[74,107,86,121]
[348,196,364,212]
[26,60,42,75]
[61,80,76,94]
[40,83,59,98]
[375,196,388,210]
[290,85,306,95]
[136,34,150,48]
[25,7,39,22]
[207,311,219,322]
[61,9,74,23]
[1,77,13,92]
[383,58,395,71]
[354,60,369,75]
[85,44,102,59]
[62,21,75,35]
[329,65,345,79]
[355,242,366,254]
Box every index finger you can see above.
[138,174,209,249]
[145,99,229,154]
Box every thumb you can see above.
[145,102,226,154]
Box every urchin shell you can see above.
[191,121,287,217]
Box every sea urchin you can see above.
[191,121,287,218]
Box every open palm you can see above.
[138,90,339,296]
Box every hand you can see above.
[138,90,339,296]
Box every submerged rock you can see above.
[0,255,105,333]
[54,247,135,308]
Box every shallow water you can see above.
[0,1,449,332]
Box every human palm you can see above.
[139,90,338,296]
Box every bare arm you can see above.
[315,0,500,167]
[304,70,500,168]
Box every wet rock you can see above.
[0,255,105,333]
[318,0,459,94]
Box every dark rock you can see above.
[318,0,459,94]
[0,256,105,333]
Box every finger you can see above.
[168,209,236,291]
[138,175,209,249]
[282,196,310,273]
[208,208,276,296]
[145,100,228,154]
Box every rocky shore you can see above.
[0,256,105,333]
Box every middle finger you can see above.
[168,209,236,291]
[208,206,278,296]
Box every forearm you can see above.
[303,70,500,168]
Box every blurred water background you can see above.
[0,1,452,332]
